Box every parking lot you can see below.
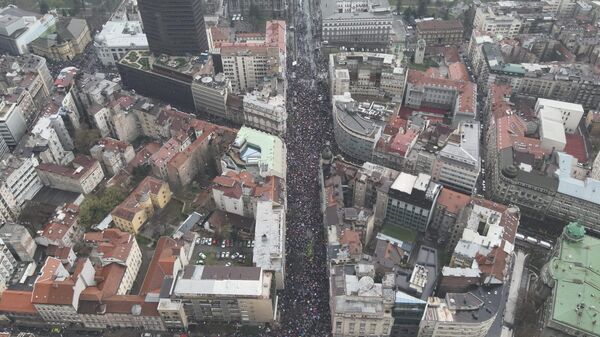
[190,210,256,267]
[191,236,255,267]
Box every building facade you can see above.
[322,12,393,49]
[94,20,148,66]
[416,20,464,46]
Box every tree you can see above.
[396,0,402,12]
[39,1,50,14]
[417,0,429,17]
[247,4,264,31]
[79,186,126,228]
[74,123,101,155]
[70,0,81,15]
[403,6,414,21]
[131,164,151,187]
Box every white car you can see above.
[199,253,207,259]
[225,251,230,258]
[225,262,232,267]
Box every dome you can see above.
[564,222,585,242]
[358,276,375,292]
[502,165,518,178]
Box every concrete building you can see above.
[191,73,241,123]
[330,264,395,337]
[35,204,81,249]
[0,6,56,55]
[533,222,600,337]
[473,6,523,39]
[161,265,276,326]
[417,290,499,337]
[329,52,407,102]
[111,176,172,234]
[322,12,392,50]
[220,45,281,94]
[384,172,441,233]
[243,81,287,135]
[36,155,104,194]
[90,138,135,176]
[391,291,427,337]
[0,224,36,262]
[535,98,584,135]
[137,0,209,55]
[485,84,600,230]
[431,121,480,194]
[30,18,91,61]
[0,98,26,148]
[0,156,43,222]
[253,200,286,289]
[94,20,148,66]
[332,93,390,162]
[416,20,464,46]
[0,239,17,292]
[26,115,75,166]
[429,189,471,247]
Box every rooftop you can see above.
[173,265,270,297]
[94,20,147,48]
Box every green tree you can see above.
[74,123,101,155]
[417,0,429,17]
[396,0,402,12]
[131,164,151,187]
[248,4,264,31]
[79,186,126,228]
[70,0,81,15]
[39,1,50,14]
[403,6,414,20]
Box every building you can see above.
[535,98,584,135]
[415,39,425,65]
[329,51,407,102]
[159,265,276,327]
[417,290,500,337]
[429,189,471,247]
[191,73,241,123]
[35,204,81,248]
[0,239,17,292]
[117,52,213,111]
[322,12,392,50]
[228,0,285,16]
[332,93,389,162]
[485,84,600,229]
[533,222,600,337]
[0,156,43,222]
[0,98,26,147]
[330,264,395,337]
[253,200,286,289]
[83,228,142,295]
[221,126,287,179]
[431,121,480,194]
[473,5,523,39]
[36,155,104,194]
[416,20,464,46]
[391,289,427,337]
[90,138,135,176]
[0,5,56,55]
[243,81,287,135]
[30,18,91,61]
[219,21,286,94]
[137,0,209,55]
[111,176,172,234]
[94,20,148,66]
[0,224,36,262]
[383,172,441,233]
[24,115,75,166]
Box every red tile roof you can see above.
[437,189,471,215]
[84,228,135,263]
[0,290,37,314]
[139,237,181,295]
[416,19,463,32]
[565,133,588,163]
[37,155,99,180]
[448,62,470,82]
[32,257,75,305]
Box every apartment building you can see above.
[473,6,522,39]
[0,156,43,222]
[0,224,36,262]
[84,228,142,295]
[0,239,17,292]
[191,73,241,123]
[111,176,172,234]
[431,121,480,194]
[26,115,75,166]
[159,266,276,327]
[36,155,104,194]
[30,18,91,61]
[243,82,287,135]
[90,137,135,176]
[0,98,26,147]
[35,204,81,248]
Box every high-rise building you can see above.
[138,0,208,55]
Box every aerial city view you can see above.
[0,0,599,335]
